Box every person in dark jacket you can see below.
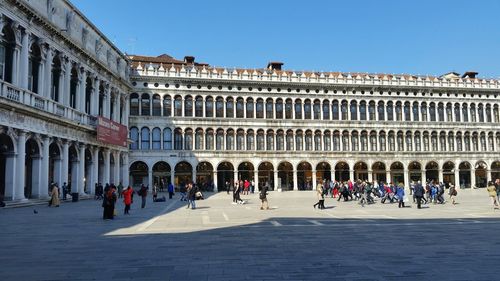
[186,183,197,209]
[414,181,424,209]
[102,186,116,220]
[260,182,270,210]
[168,182,174,199]
[139,184,148,208]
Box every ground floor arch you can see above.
[459,161,471,188]
[335,162,350,182]
[237,161,254,182]
[217,161,234,192]
[0,132,15,200]
[175,161,193,188]
[390,162,404,185]
[153,161,171,190]
[25,138,41,199]
[297,161,312,190]
[492,161,500,182]
[442,161,455,185]
[353,161,368,181]
[316,162,331,182]
[372,162,386,183]
[196,161,214,191]
[277,161,293,191]
[425,161,439,183]
[408,161,422,183]
[258,162,274,190]
[475,161,487,188]
[130,161,148,188]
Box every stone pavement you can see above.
[0,188,499,281]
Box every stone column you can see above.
[148,167,153,189]
[104,85,111,118]
[44,46,54,99]
[40,136,50,199]
[78,144,86,195]
[403,168,409,187]
[4,154,16,200]
[234,170,239,183]
[254,170,259,191]
[487,169,492,185]
[61,141,69,187]
[91,147,99,194]
[368,170,373,182]
[14,130,26,200]
[103,149,110,185]
[438,169,444,184]
[70,157,79,195]
[312,169,317,187]
[471,168,476,188]
[349,169,354,181]
[421,170,426,183]
[78,68,87,112]
[91,77,99,115]
[212,171,218,192]
[19,30,30,89]
[122,153,129,187]
[11,26,21,86]
[454,168,460,188]
[192,166,197,183]
[30,155,42,198]
[113,151,120,185]
[386,171,392,184]
[170,170,175,188]
[273,170,278,190]
[293,169,298,190]
[62,57,70,106]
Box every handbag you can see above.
[195,191,203,199]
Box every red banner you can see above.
[97,116,128,147]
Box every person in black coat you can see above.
[414,181,425,209]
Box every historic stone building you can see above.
[0,0,130,201]
[127,55,500,192]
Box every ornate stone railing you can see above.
[0,81,97,127]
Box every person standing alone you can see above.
[414,181,424,209]
[139,184,148,209]
[122,186,133,214]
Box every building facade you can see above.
[0,0,130,201]
[128,56,500,192]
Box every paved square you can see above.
[1,189,499,281]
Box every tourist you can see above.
[186,183,197,209]
[48,183,60,207]
[448,184,457,205]
[495,179,500,204]
[168,182,174,199]
[243,179,250,195]
[102,185,116,220]
[313,180,325,209]
[117,181,123,198]
[62,182,68,200]
[486,181,499,209]
[260,181,270,210]
[139,184,148,208]
[122,186,133,214]
[396,183,405,208]
[225,180,231,195]
[251,179,255,193]
[414,181,424,209]
[152,184,158,202]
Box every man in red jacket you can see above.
[122,186,134,214]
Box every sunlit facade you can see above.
[128,56,500,191]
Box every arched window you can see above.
[285,99,293,119]
[379,131,386,151]
[163,95,171,117]
[470,104,477,122]
[323,100,330,120]
[85,77,92,114]
[370,131,377,151]
[342,131,349,151]
[184,96,193,117]
[141,127,150,150]
[406,132,412,151]
[378,101,385,121]
[266,98,274,119]
[224,130,237,152]
[184,128,192,150]
[448,133,455,151]
[431,132,438,151]
[246,98,254,118]
[257,130,265,150]
[332,100,339,120]
[226,97,234,118]
[174,129,183,150]
[359,101,367,121]
[456,133,463,151]
[295,99,302,119]
[397,131,404,151]
[129,127,139,150]
[141,93,150,116]
[236,97,244,118]
[324,131,331,151]
[472,133,479,151]
[351,131,359,151]
[256,98,264,118]
[174,96,182,116]
[341,100,348,120]
[446,103,453,121]
[478,104,484,122]
[412,102,419,121]
[69,67,78,109]
[333,131,340,151]
[395,102,402,121]
[296,130,304,151]
[195,96,203,117]
[163,128,172,150]
[236,129,245,150]
[130,93,139,116]
[404,102,411,121]
[313,100,321,120]
[421,102,427,122]
[350,101,358,120]
[465,133,472,151]
[423,132,430,151]
[216,129,224,150]
[152,127,161,149]
[216,97,224,117]
[438,103,445,121]
[486,104,492,123]
[0,26,15,83]
[462,104,468,122]
[387,101,394,121]
[304,99,312,119]
[454,103,461,122]
[276,98,283,119]
[388,131,395,151]
[414,132,421,151]
[205,128,214,150]
[276,130,284,150]
[494,105,499,123]
[152,94,161,116]
[286,130,294,151]
[246,129,254,150]
[266,130,274,150]
[314,131,321,151]
[440,132,446,151]
[205,96,214,117]
[360,131,368,151]
[195,129,203,150]
[51,55,62,102]
[305,130,313,151]
[368,101,375,121]
[429,103,436,121]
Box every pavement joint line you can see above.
[136,199,178,232]
[309,220,324,226]
[222,212,229,221]
[270,220,282,226]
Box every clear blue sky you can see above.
[72,0,500,78]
